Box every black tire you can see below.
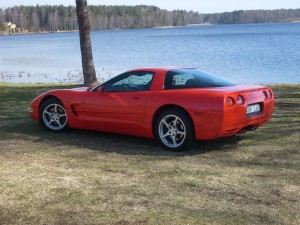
[39,98,69,132]
[155,109,194,151]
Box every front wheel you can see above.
[155,109,194,151]
[39,98,68,132]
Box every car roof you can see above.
[128,66,196,73]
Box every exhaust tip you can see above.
[239,126,258,134]
[238,130,247,134]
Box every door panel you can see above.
[83,91,147,131]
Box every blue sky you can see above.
[0,0,299,13]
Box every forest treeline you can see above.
[1,5,300,32]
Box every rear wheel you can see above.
[39,98,68,132]
[155,109,194,151]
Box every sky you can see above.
[0,0,299,13]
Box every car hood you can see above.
[71,87,91,91]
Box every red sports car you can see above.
[30,67,274,151]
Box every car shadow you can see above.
[6,120,245,157]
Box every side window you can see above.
[164,69,235,89]
[165,72,196,89]
[106,72,154,92]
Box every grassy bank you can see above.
[0,83,299,224]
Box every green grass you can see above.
[0,83,299,225]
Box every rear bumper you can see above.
[219,115,270,137]
[219,99,274,137]
[194,100,274,140]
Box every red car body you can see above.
[30,67,274,150]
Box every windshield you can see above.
[164,69,235,89]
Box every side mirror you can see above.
[97,86,106,93]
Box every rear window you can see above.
[164,69,235,89]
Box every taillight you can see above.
[262,91,268,100]
[267,90,273,99]
[226,97,235,107]
[237,95,244,105]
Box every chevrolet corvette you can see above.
[30,67,274,151]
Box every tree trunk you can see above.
[75,0,97,87]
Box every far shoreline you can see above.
[1,21,300,36]
[0,29,79,36]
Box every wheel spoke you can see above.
[177,131,185,136]
[162,118,169,128]
[173,117,178,125]
[54,104,58,113]
[56,120,62,128]
[171,135,177,146]
[44,111,52,116]
[48,119,55,125]
[161,132,171,139]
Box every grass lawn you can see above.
[0,83,299,225]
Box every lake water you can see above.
[0,23,299,84]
